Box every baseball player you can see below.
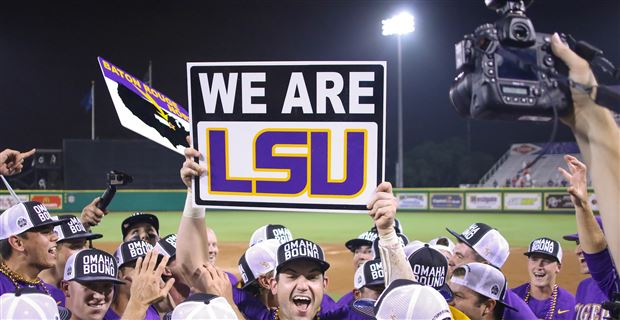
[449,262,516,320]
[559,155,619,319]
[39,215,102,289]
[0,201,68,305]
[61,248,124,320]
[512,237,575,319]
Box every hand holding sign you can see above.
[367,182,398,236]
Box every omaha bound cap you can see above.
[563,216,604,241]
[407,243,452,301]
[121,212,159,239]
[239,239,279,288]
[53,215,102,242]
[114,239,155,268]
[0,287,70,320]
[165,293,238,320]
[64,249,124,284]
[156,234,177,259]
[352,279,452,320]
[345,229,378,252]
[447,222,510,268]
[524,237,563,263]
[0,201,69,240]
[354,259,385,290]
[249,224,293,247]
[276,238,329,274]
[450,262,516,311]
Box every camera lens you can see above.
[511,23,530,41]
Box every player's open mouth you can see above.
[87,302,106,309]
[48,246,57,257]
[292,295,312,312]
[533,271,545,279]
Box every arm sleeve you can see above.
[583,248,620,299]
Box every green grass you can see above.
[87,210,579,248]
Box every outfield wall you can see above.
[0,188,595,214]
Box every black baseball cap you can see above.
[54,215,102,243]
[155,234,177,259]
[0,201,70,240]
[407,243,452,301]
[276,238,330,274]
[524,237,563,263]
[121,212,159,239]
[64,249,124,284]
[114,239,157,268]
[345,229,378,252]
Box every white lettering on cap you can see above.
[283,240,320,261]
[165,235,177,247]
[82,254,116,277]
[531,239,555,255]
[272,228,292,243]
[33,204,52,222]
[413,264,446,288]
[462,224,481,240]
[368,263,384,280]
[128,241,151,258]
[68,217,86,234]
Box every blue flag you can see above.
[81,89,93,111]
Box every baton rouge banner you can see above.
[187,61,386,212]
[98,57,190,154]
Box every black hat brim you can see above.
[59,232,103,242]
[345,239,373,252]
[276,256,330,274]
[121,214,159,238]
[74,276,125,285]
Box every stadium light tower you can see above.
[382,12,414,188]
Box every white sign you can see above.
[188,61,386,212]
[466,193,501,210]
[397,193,428,209]
[504,193,542,211]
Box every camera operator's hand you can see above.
[550,33,599,125]
[80,197,108,229]
[0,148,35,176]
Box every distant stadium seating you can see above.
[479,142,589,188]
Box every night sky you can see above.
[1,0,619,168]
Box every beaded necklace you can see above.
[274,307,320,320]
[523,284,558,320]
[0,262,50,295]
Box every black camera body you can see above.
[96,170,133,211]
[449,0,572,121]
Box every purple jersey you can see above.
[0,272,65,306]
[512,283,575,319]
[336,290,355,309]
[226,271,239,287]
[503,288,537,320]
[574,248,617,319]
[103,305,159,320]
[584,248,620,299]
